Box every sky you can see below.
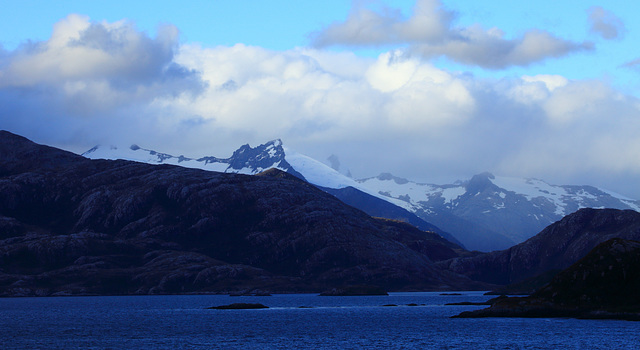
[1,0,640,198]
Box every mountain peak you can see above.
[227,139,286,171]
[465,172,496,194]
[83,138,305,180]
[266,139,282,147]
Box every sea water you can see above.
[0,292,638,349]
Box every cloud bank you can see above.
[310,0,593,69]
[1,14,640,198]
[0,14,204,146]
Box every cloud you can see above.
[310,0,593,69]
[621,58,640,70]
[1,15,640,199]
[588,6,626,40]
[311,0,452,46]
[0,14,204,146]
[170,45,640,198]
[497,79,640,189]
[1,14,195,87]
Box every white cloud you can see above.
[147,44,640,199]
[1,14,187,87]
[1,15,640,199]
[588,6,626,40]
[507,75,568,105]
[496,79,640,191]
[0,14,204,145]
[311,0,452,46]
[311,0,593,69]
[522,75,568,92]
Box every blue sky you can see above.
[3,0,637,85]
[1,0,640,197]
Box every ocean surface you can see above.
[1,291,638,349]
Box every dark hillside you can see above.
[454,238,640,320]
[0,131,482,296]
[439,208,640,286]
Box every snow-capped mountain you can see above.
[358,172,640,251]
[84,141,640,252]
[82,140,416,214]
[83,140,304,178]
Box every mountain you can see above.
[439,208,640,286]
[0,130,483,296]
[85,142,640,252]
[321,186,464,248]
[83,141,459,245]
[358,172,640,251]
[83,140,416,210]
[454,238,640,320]
[83,139,305,180]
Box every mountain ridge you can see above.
[359,171,640,251]
[83,141,459,245]
[0,130,483,296]
[83,140,640,252]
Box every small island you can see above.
[207,303,269,310]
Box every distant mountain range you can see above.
[83,140,640,252]
[358,172,640,251]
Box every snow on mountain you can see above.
[358,171,640,251]
[83,140,300,176]
[357,173,467,209]
[283,150,417,211]
[489,175,640,215]
[83,141,640,252]
[82,141,416,212]
[359,173,640,218]
[83,144,230,172]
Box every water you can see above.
[1,292,638,349]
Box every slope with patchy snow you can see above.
[358,172,640,251]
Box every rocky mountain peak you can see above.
[83,138,306,180]
[464,172,496,194]
[225,139,305,179]
[227,139,285,170]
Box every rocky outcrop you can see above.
[453,238,640,320]
[0,131,484,296]
[439,208,640,286]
